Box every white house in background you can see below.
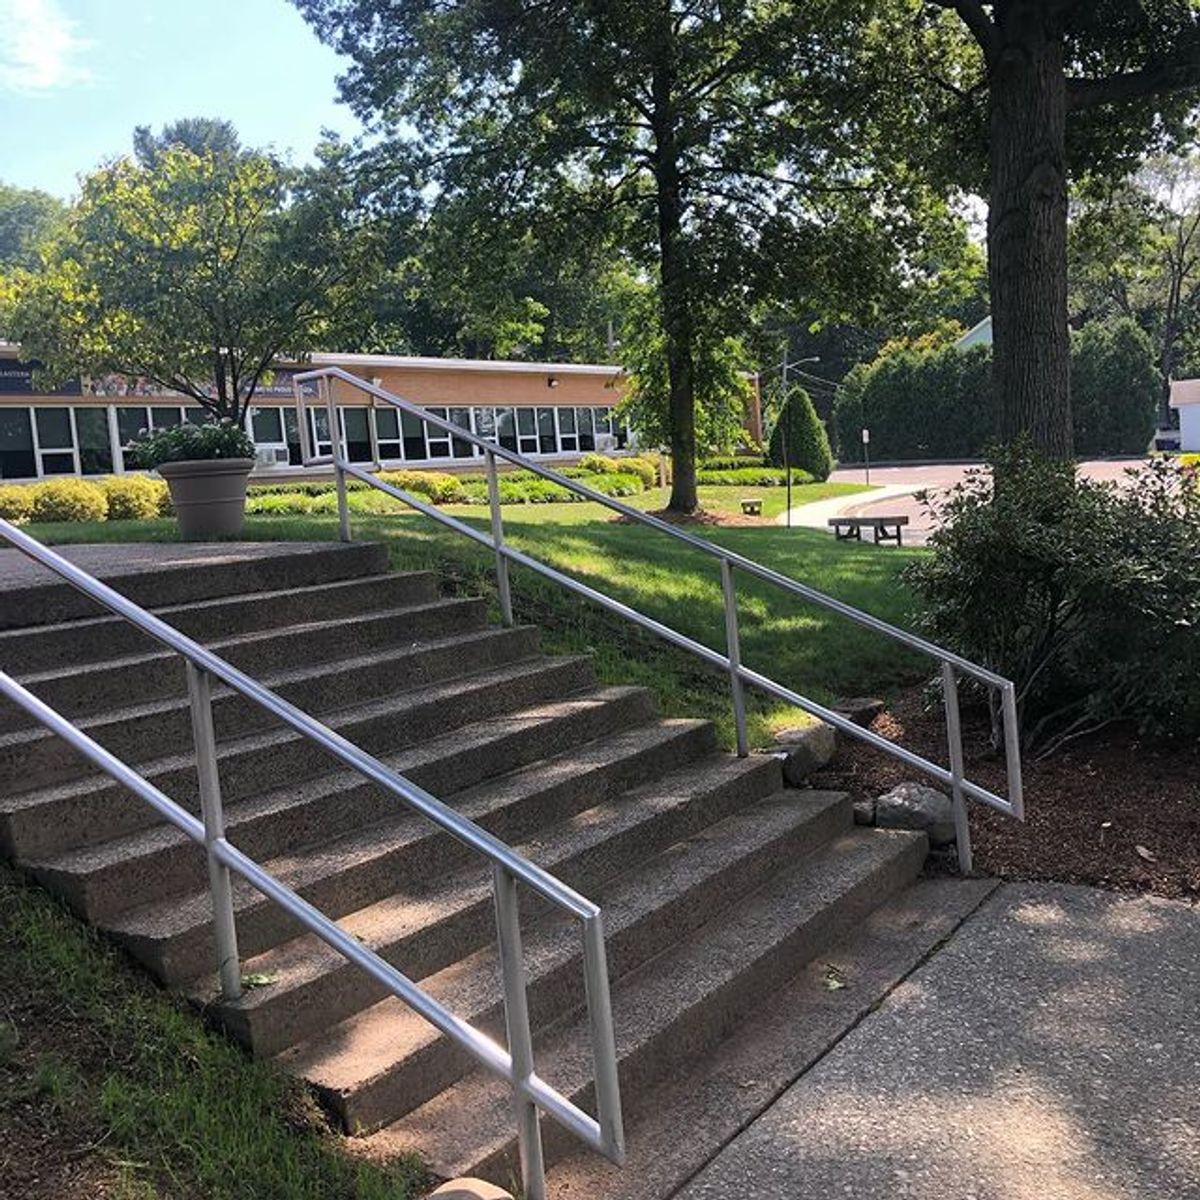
[1169,378,1200,451]
[953,316,993,350]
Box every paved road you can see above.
[677,882,1200,1200]
[785,460,1146,545]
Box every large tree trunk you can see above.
[988,3,1074,457]
[650,55,698,513]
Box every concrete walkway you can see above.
[677,882,1200,1200]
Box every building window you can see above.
[376,406,403,460]
[448,407,473,457]
[401,409,427,460]
[537,407,557,454]
[425,407,452,458]
[496,408,519,452]
[117,406,150,450]
[577,407,596,452]
[342,408,374,462]
[0,408,36,479]
[75,408,114,474]
[516,407,539,455]
[251,406,284,445]
[556,407,578,452]
[34,407,78,475]
[149,405,183,429]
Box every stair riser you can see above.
[0,572,437,679]
[115,690,659,985]
[46,682,659,926]
[471,835,928,1183]
[0,542,390,631]
[336,785,846,1132]
[1,657,596,861]
[0,597,487,744]
[215,722,716,1054]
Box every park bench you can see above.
[828,514,909,546]
[740,497,763,516]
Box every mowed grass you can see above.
[30,486,925,748]
[0,862,426,1200]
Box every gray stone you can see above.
[852,796,876,826]
[832,696,885,727]
[875,781,956,847]
[772,721,836,786]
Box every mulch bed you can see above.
[811,688,1200,901]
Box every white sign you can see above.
[861,428,870,444]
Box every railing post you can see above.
[720,559,749,757]
[186,662,242,1001]
[320,377,351,542]
[492,865,546,1200]
[941,662,973,874]
[581,914,624,1162]
[485,450,514,626]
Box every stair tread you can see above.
[364,826,925,1174]
[278,788,848,1097]
[8,594,483,691]
[29,626,554,877]
[0,654,592,816]
[102,685,659,945]
[208,718,719,1013]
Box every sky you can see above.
[0,0,362,198]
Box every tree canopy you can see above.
[0,182,65,272]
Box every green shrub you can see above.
[376,470,466,504]
[701,454,768,471]
[618,455,661,488]
[246,491,317,515]
[768,385,834,480]
[696,466,814,487]
[908,445,1200,753]
[127,419,255,468]
[99,475,168,520]
[578,452,623,475]
[0,484,35,522]
[29,478,108,523]
[1071,317,1159,456]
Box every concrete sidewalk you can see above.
[677,883,1200,1200]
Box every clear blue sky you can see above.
[0,0,361,198]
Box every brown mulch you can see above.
[811,688,1200,901]
[614,506,764,527]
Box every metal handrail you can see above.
[0,518,623,1200]
[293,366,1025,861]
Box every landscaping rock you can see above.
[875,782,956,847]
[852,796,876,826]
[773,721,836,786]
[832,696,885,727]
[431,1180,513,1200]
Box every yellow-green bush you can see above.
[0,484,35,522]
[613,455,660,488]
[100,474,169,520]
[30,478,108,523]
[376,470,466,504]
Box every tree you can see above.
[1070,316,1159,455]
[294,0,957,511]
[132,117,242,168]
[6,142,379,422]
[768,385,834,480]
[1070,154,1200,425]
[0,182,65,271]
[924,1,1200,456]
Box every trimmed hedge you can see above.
[100,475,171,520]
[29,478,109,523]
[0,484,35,522]
[696,466,814,487]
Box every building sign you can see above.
[0,360,81,396]
[80,368,318,400]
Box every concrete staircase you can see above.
[0,541,927,1195]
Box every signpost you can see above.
[862,427,871,485]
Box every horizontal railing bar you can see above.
[345,466,1016,817]
[298,366,1007,687]
[0,669,615,1160]
[0,519,598,923]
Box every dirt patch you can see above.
[614,506,765,527]
[812,688,1200,900]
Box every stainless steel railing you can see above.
[0,518,623,1200]
[293,366,1025,875]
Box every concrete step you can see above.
[0,600,503,787]
[544,878,999,1200]
[106,737,772,992]
[363,826,927,1182]
[36,698,687,926]
[0,541,390,630]
[281,786,840,1134]
[0,594,488,742]
[0,654,598,861]
[204,718,724,1055]
[0,569,437,679]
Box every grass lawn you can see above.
[629,482,871,520]
[0,861,426,1200]
[29,484,925,749]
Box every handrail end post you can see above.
[485,449,514,626]
[940,663,973,875]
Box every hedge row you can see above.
[0,476,172,523]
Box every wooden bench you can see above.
[828,515,909,546]
[740,497,763,517]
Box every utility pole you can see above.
[781,347,791,528]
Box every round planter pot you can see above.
[158,458,255,540]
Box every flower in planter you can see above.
[126,421,256,471]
